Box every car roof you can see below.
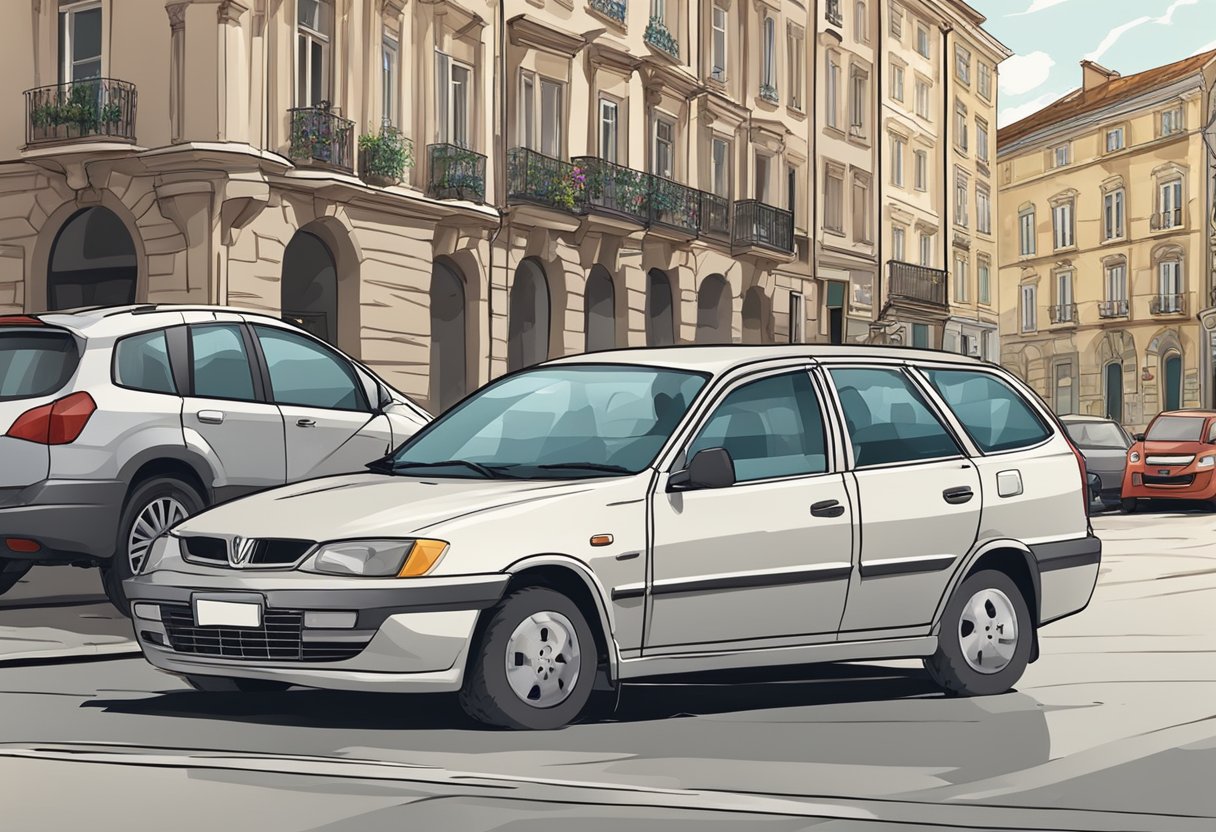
[32,304,292,339]
[1060,414,1119,423]
[547,344,995,375]
[1156,409,1216,419]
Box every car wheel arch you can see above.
[119,450,215,506]
[931,540,1041,640]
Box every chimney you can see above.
[1081,60,1120,91]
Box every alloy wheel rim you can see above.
[504,611,581,708]
[958,587,1019,675]
[128,497,188,574]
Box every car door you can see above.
[181,322,286,494]
[645,367,854,653]
[826,364,981,634]
[250,324,394,481]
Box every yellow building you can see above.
[997,53,1216,430]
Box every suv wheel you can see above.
[184,675,291,693]
[925,569,1033,697]
[459,587,596,730]
[1120,498,1139,514]
[104,477,204,616]
[0,560,31,596]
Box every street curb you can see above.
[0,642,140,667]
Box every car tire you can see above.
[459,587,596,730]
[1120,498,1139,514]
[105,476,205,617]
[924,569,1033,698]
[0,560,31,596]
[183,675,291,693]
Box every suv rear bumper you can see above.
[0,479,126,562]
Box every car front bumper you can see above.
[124,570,510,693]
[0,479,127,561]
[1121,466,1216,501]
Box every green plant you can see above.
[359,129,414,185]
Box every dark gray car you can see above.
[1062,415,1133,510]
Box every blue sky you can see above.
[970,0,1216,128]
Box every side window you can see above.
[924,369,1051,453]
[190,325,257,401]
[830,367,960,466]
[254,326,364,411]
[686,372,828,483]
[114,330,176,394]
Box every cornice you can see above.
[508,14,586,58]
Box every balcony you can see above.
[732,200,794,255]
[24,78,137,146]
[1049,303,1078,324]
[644,16,680,60]
[427,143,487,203]
[588,0,627,24]
[826,0,844,27]
[1098,299,1129,318]
[288,103,354,173]
[358,126,413,187]
[1151,293,1186,315]
[650,175,700,235]
[1150,209,1183,231]
[699,191,731,242]
[887,261,949,309]
[573,156,652,224]
[506,147,586,212]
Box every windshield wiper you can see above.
[388,459,513,479]
[534,462,635,475]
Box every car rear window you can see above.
[0,331,79,401]
[923,369,1052,453]
[113,330,177,395]
[1064,421,1128,450]
[1146,415,1205,442]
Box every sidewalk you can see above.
[0,566,138,664]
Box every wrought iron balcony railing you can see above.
[588,0,627,23]
[826,0,844,27]
[1151,293,1186,315]
[650,175,700,234]
[1098,299,1129,318]
[427,143,487,203]
[1049,303,1078,324]
[358,125,413,187]
[732,200,794,254]
[506,147,585,212]
[644,16,680,60]
[1150,208,1183,230]
[573,156,652,223]
[25,78,137,145]
[288,103,354,173]
[699,191,731,241]
[887,261,949,308]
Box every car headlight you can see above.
[1129,451,1140,463]
[301,539,449,577]
[1199,456,1215,469]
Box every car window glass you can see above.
[0,332,78,401]
[114,330,176,395]
[254,326,363,411]
[1208,422,1216,443]
[925,369,1051,453]
[686,372,828,483]
[1145,415,1204,442]
[190,325,256,401]
[1064,420,1127,450]
[831,367,960,466]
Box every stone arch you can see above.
[429,257,468,413]
[283,216,362,356]
[741,284,773,344]
[584,265,617,353]
[695,273,731,344]
[508,257,551,371]
[44,206,139,310]
[645,268,676,346]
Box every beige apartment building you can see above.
[997,53,1216,430]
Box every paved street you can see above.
[0,509,1213,831]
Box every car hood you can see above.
[174,474,613,541]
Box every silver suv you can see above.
[0,305,429,612]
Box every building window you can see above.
[954,100,968,151]
[599,97,620,163]
[890,134,905,187]
[915,79,930,119]
[855,1,868,40]
[826,52,840,129]
[787,163,798,220]
[954,44,971,84]
[914,149,927,190]
[652,116,674,178]
[711,4,728,81]
[789,292,805,343]
[1103,188,1125,240]
[519,73,564,158]
[954,172,968,227]
[912,323,929,348]
[59,1,103,83]
[755,152,771,203]
[1052,144,1070,168]
[852,174,871,242]
[1105,262,1127,302]
[1161,107,1183,135]
[890,5,903,38]
[711,137,730,197]
[919,231,932,266]
[978,256,991,305]
[1106,126,1125,152]
[824,167,844,232]
[788,27,805,109]
[976,185,991,234]
[890,64,905,102]
[1159,258,1183,304]
[1055,364,1075,415]
[954,253,969,303]
[381,34,399,126]
[1052,200,1074,249]
[762,16,777,96]
[297,0,333,106]
[976,118,989,162]
[916,22,929,58]
[1020,284,1037,333]
[1019,208,1036,256]
[436,52,473,147]
[1159,178,1183,228]
[978,63,992,100]
[849,66,868,134]
[1056,270,1074,310]
[892,225,906,261]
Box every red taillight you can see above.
[0,315,43,326]
[5,392,95,445]
[1064,436,1089,516]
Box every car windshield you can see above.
[1145,415,1205,442]
[0,331,79,401]
[387,365,709,479]
[1064,421,1128,450]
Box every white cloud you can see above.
[1155,0,1198,25]
[1009,0,1071,16]
[1192,39,1216,56]
[1086,17,1152,61]
[1000,51,1056,96]
[999,91,1065,128]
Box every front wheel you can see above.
[459,587,596,730]
[925,569,1033,697]
[1120,497,1139,514]
[183,675,291,693]
[0,560,31,596]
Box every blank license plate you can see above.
[194,599,262,628]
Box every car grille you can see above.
[159,604,368,662]
[1146,455,1194,466]
[180,536,315,567]
[1142,473,1195,487]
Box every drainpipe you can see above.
[487,0,508,384]
[810,1,819,340]
[940,22,953,351]
[874,1,883,342]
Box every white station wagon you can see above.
[126,346,1101,730]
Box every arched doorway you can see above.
[1105,361,1124,423]
[584,266,615,353]
[282,230,338,345]
[646,269,675,346]
[1163,352,1182,411]
[46,207,138,310]
[429,260,467,413]
[696,274,731,343]
[742,286,768,344]
[508,259,550,371]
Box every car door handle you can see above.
[811,499,846,518]
[197,410,225,425]
[296,418,317,428]
[943,486,974,504]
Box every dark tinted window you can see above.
[255,326,364,411]
[687,372,828,482]
[0,332,79,401]
[925,369,1051,452]
[114,330,176,395]
[1146,415,1205,442]
[190,325,256,401]
[831,367,960,466]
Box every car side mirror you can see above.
[669,448,736,492]
[1133,432,1146,442]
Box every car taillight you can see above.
[1065,436,1088,516]
[6,392,95,445]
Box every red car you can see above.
[1121,409,1216,512]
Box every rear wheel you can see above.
[183,675,291,693]
[1120,497,1139,514]
[0,560,31,596]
